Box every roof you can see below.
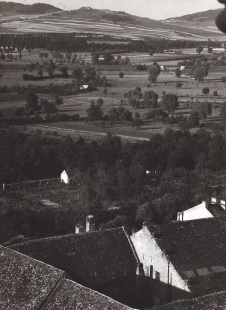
[206,203,226,217]
[0,245,136,310]
[147,218,226,295]
[0,245,64,310]
[63,169,77,178]
[11,227,137,286]
[153,291,226,310]
[43,279,136,310]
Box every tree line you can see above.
[0,33,223,53]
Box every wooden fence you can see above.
[3,178,60,192]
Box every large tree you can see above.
[161,94,179,114]
[197,101,212,121]
[26,92,39,115]
[148,63,161,83]
[86,101,103,121]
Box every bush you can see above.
[202,87,210,95]
[119,72,124,78]
[15,107,25,116]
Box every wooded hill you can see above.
[0,1,62,14]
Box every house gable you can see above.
[130,226,189,298]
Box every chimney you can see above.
[211,197,217,204]
[136,263,145,298]
[86,215,95,232]
[75,224,80,234]
[221,200,226,210]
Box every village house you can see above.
[0,244,136,310]
[130,217,226,304]
[10,219,153,309]
[177,197,226,221]
[60,169,77,184]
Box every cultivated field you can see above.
[1,47,226,139]
[1,12,225,41]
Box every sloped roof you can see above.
[0,245,136,310]
[11,227,138,286]
[43,279,136,310]
[63,169,77,179]
[153,291,226,310]
[147,218,226,295]
[206,203,226,217]
[0,245,64,310]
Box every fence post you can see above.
[2,183,5,193]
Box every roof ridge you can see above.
[38,274,65,310]
[1,245,65,275]
[148,217,218,231]
[122,226,140,264]
[10,227,126,248]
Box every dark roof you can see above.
[0,245,64,310]
[64,169,77,178]
[147,218,226,295]
[11,227,138,286]
[44,279,136,310]
[206,203,226,217]
[0,245,136,310]
[153,291,226,310]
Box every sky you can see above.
[3,0,224,19]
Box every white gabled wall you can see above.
[177,202,213,222]
[61,170,70,184]
[130,226,190,293]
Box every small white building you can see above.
[80,84,89,90]
[60,169,77,184]
[177,197,226,222]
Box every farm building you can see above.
[131,218,226,303]
[177,197,226,221]
[10,227,151,308]
[60,169,77,184]
[0,244,135,310]
[80,84,89,90]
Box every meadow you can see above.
[1,47,226,139]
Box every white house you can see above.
[177,197,226,222]
[131,218,226,303]
[60,169,77,184]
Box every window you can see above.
[155,271,160,281]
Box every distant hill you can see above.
[64,6,162,27]
[166,9,222,22]
[0,1,62,14]
[0,5,224,40]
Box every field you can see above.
[1,47,226,140]
[1,10,225,41]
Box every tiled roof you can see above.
[44,279,136,310]
[153,291,226,310]
[206,203,226,217]
[0,245,136,310]
[0,245,64,310]
[11,227,137,286]
[147,218,226,295]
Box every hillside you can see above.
[0,1,62,15]
[0,5,224,40]
[166,9,222,22]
